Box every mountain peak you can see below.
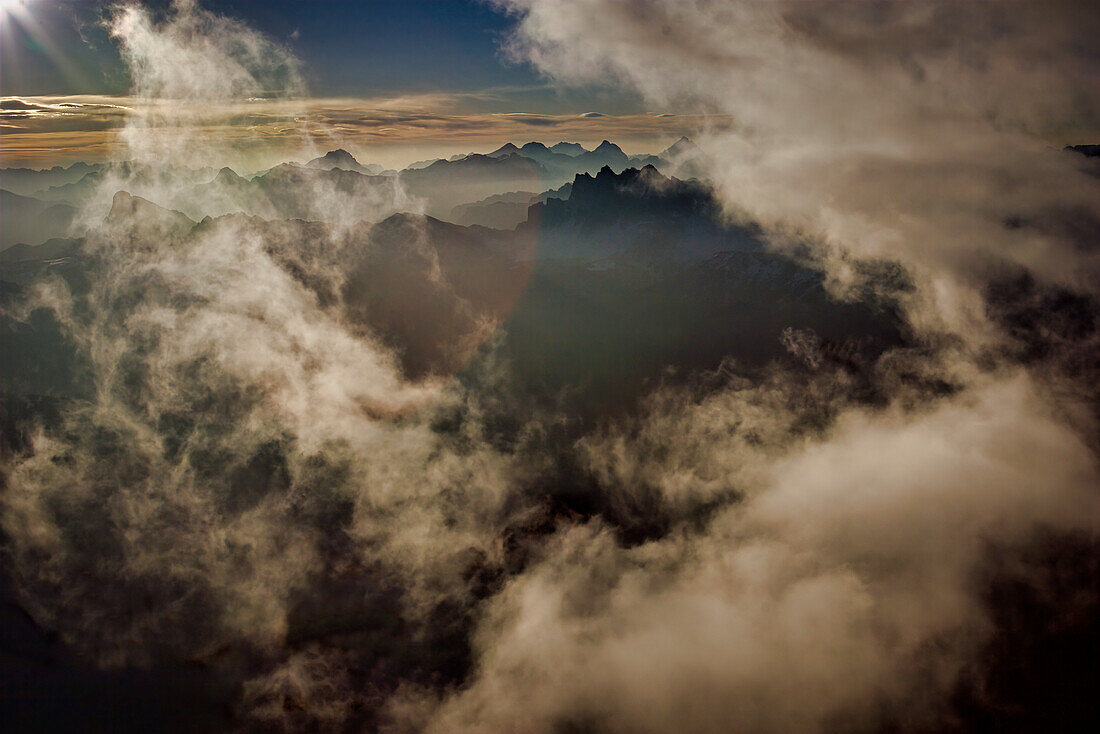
[550,142,586,156]
[305,148,371,174]
[489,142,521,158]
[520,142,550,152]
[214,166,245,185]
[529,165,721,237]
[663,136,699,157]
[106,191,195,234]
[322,148,357,164]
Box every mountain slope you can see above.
[0,162,100,197]
[448,183,572,229]
[399,153,547,218]
[0,190,78,247]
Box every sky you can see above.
[0,0,697,168]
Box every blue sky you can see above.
[1,0,643,111]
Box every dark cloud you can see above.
[0,97,132,136]
[1,98,51,111]
[501,113,561,126]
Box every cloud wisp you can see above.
[398,2,1100,731]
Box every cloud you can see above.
[4,2,1099,732]
[424,375,1100,734]
[1,93,707,168]
[2,1,500,716]
[496,0,1100,342]
[105,0,304,169]
[500,113,560,127]
[0,96,132,135]
[390,1,1100,730]
[1,99,51,111]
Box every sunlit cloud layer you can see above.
[0,93,709,169]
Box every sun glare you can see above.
[0,0,28,15]
[1,0,30,25]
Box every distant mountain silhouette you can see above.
[591,139,626,157]
[664,135,699,158]
[520,165,737,260]
[488,143,522,158]
[0,237,80,266]
[189,162,402,224]
[433,139,647,216]
[104,191,195,242]
[448,183,572,229]
[211,166,246,187]
[0,189,78,247]
[550,142,586,156]
[399,153,546,217]
[0,137,706,229]
[305,148,391,176]
[628,136,706,178]
[449,190,540,229]
[0,161,100,197]
[29,162,217,209]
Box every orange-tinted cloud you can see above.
[1,94,717,170]
[0,92,717,170]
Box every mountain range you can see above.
[1,136,910,416]
[3,157,901,410]
[304,148,394,176]
[0,138,707,237]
